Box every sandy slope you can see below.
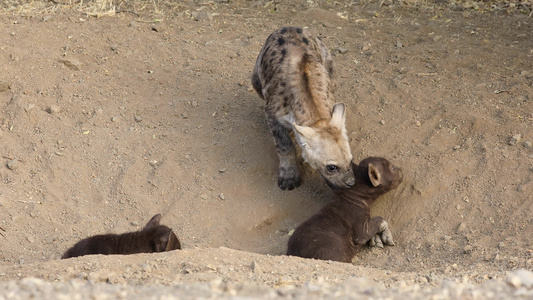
[0,0,532,298]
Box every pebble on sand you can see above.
[7,159,19,170]
[48,105,61,114]
[59,57,82,71]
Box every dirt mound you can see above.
[0,0,532,298]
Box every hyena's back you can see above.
[252,26,335,124]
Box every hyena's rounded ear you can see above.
[293,123,316,141]
[368,163,382,187]
[144,214,162,230]
[330,103,346,129]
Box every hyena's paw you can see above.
[278,165,301,190]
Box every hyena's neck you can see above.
[290,51,333,127]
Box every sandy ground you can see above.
[0,0,532,298]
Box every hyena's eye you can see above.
[326,165,339,173]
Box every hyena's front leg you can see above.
[266,116,301,190]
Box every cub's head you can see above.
[293,103,355,189]
[143,214,182,252]
[359,157,403,192]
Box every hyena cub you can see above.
[62,214,181,259]
[287,157,403,263]
[252,27,355,190]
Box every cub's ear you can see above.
[293,123,317,141]
[144,214,162,230]
[330,103,346,129]
[368,163,382,187]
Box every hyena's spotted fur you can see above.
[252,27,355,190]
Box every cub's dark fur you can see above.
[287,157,403,263]
[62,214,181,259]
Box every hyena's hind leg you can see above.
[266,116,301,190]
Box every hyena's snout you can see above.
[343,171,356,188]
[324,169,356,190]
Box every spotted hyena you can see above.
[252,26,355,190]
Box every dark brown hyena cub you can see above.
[62,214,181,259]
[287,157,403,263]
[251,27,354,191]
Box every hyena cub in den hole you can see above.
[62,214,181,259]
[287,157,403,263]
[252,27,355,190]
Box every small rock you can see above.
[59,57,83,71]
[7,159,19,170]
[396,40,403,48]
[0,81,11,92]
[415,121,422,127]
[48,105,61,114]
[200,193,208,200]
[508,274,523,288]
[192,11,213,21]
[509,134,522,146]
[457,222,466,233]
[181,112,189,119]
[523,141,532,148]
[151,25,167,33]
[512,269,533,288]
[520,70,530,78]
[219,193,225,200]
[219,168,227,173]
[463,245,473,253]
[336,47,349,54]
[380,120,385,125]
[251,260,261,273]
[191,101,198,108]
[362,43,371,51]
[134,115,142,122]
[25,104,35,112]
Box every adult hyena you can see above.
[252,26,355,190]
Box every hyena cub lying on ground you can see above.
[252,27,355,190]
[62,214,181,259]
[287,157,403,263]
